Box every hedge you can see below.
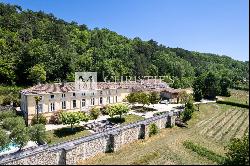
[216,100,249,108]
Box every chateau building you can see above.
[20,80,179,124]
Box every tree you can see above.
[220,76,231,97]
[2,117,25,131]
[89,107,100,122]
[179,91,191,104]
[60,112,87,131]
[0,110,16,121]
[126,92,137,105]
[29,124,46,145]
[28,64,46,84]
[192,76,203,102]
[181,108,193,122]
[34,96,42,124]
[0,128,10,151]
[106,104,129,119]
[137,92,150,107]
[10,125,30,151]
[203,72,220,100]
[149,91,160,104]
[224,134,249,165]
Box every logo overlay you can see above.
[75,72,97,92]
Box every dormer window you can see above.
[50,95,54,99]
[62,93,66,98]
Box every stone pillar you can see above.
[138,124,146,139]
[105,134,115,153]
[167,115,176,127]
[58,148,67,165]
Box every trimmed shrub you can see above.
[183,141,226,164]
[149,123,158,137]
[216,100,249,108]
[31,114,48,125]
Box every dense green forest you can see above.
[0,3,249,89]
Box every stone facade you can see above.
[0,112,177,165]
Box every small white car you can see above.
[159,100,169,105]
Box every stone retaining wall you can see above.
[0,112,177,165]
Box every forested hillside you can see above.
[0,3,248,88]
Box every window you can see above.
[72,100,76,108]
[92,92,95,96]
[100,91,103,95]
[91,98,95,105]
[50,95,54,99]
[38,104,43,113]
[115,96,118,103]
[50,103,55,112]
[81,99,86,107]
[99,97,103,105]
[73,93,76,97]
[82,93,85,96]
[116,89,118,94]
[107,97,110,104]
[62,94,66,98]
[62,101,66,109]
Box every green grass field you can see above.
[79,91,249,165]
[218,89,249,105]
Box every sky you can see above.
[1,0,249,61]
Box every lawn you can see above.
[107,114,145,125]
[46,114,144,145]
[218,89,249,105]
[79,103,249,165]
[46,126,91,145]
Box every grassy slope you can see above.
[79,98,249,165]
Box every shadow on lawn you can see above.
[53,126,86,138]
[107,117,125,124]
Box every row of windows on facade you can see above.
[49,90,118,99]
[39,96,118,112]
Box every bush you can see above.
[0,128,10,151]
[0,110,16,121]
[31,114,48,125]
[89,107,100,120]
[216,100,249,108]
[149,123,158,137]
[2,117,25,131]
[49,110,63,124]
[224,134,249,165]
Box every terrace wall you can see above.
[0,112,177,165]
